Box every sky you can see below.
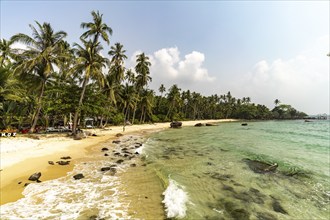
[1,0,329,115]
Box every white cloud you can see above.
[127,47,215,92]
[231,35,329,114]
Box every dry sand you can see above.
[0,119,236,205]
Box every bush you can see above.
[110,113,124,125]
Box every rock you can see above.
[104,153,109,156]
[210,173,233,181]
[56,161,70,165]
[241,123,248,126]
[73,136,82,140]
[101,147,109,151]
[195,123,204,127]
[60,156,71,160]
[24,183,30,187]
[135,152,140,155]
[230,209,250,220]
[116,133,123,137]
[112,140,121,144]
[73,173,84,180]
[243,159,278,174]
[272,200,288,214]
[121,147,128,151]
[207,162,213,166]
[28,172,41,181]
[170,121,182,128]
[101,167,111,171]
[114,152,121,156]
[256,212,277,220]
[130,164,137,167]
[18,181,22,184]
[92,134,97,136]
[48,161,55,165]
[116,159,124,164]
[206,123,216,126]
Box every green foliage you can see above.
[110,113,124,125]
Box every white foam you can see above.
[135,144,144,155]
[0,160,130,219]
[162,178,189,219]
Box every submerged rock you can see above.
[48,161,55,165]
[28,172,41,181]
[241,123,248,126]
[243,159,278,174]
[256,212,277,220]
[272,200,288,214]
[73,173,84,180]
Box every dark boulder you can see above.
[112,140,121,144]
[60,156,71,160]
[73,173,84,180]
[116,133,123,137]
[241,123,248,126]
[101,167,111,171]
[205,123,216,126]
[48,161,55,165]
[24,183,30,187]
[195,123,204,127]
[243,159,278,174]
[101,167,117,175]
[130,163,137,167]
[101,147,109,151]
[28,172,41,181]
[170,121,182,128]
[104,153,109,156]
[56,161,70,165]
[116,159,124,164]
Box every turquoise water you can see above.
[143,120,330,219]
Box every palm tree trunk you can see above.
[132,104,137,125]
[72,78,88,134]
[29,81,46,133]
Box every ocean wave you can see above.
[162,178,189,219]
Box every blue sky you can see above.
[1,1,329,114]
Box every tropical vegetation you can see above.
[0,10,308,132]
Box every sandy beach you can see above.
[0,119,235,205]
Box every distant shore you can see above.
[0,119,236,205]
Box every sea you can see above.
[1,120,329,220]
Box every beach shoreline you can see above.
[0,119,236,205]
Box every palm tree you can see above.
[80,10,113,46]
[159,84,166,97]
[135,53,152,90]
[10,21,67,132]
[0,38,16,67]
[71,40,108,134]
[108,42,127,83]
[274,99,280,107]
[139,89,154,123]
[125,69,136,85]
[166,84,182,120]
